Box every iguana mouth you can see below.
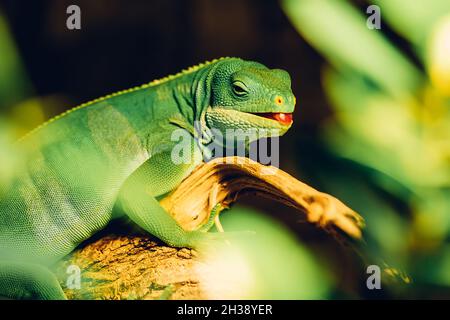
[251,112,293,125]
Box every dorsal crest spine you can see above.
[19,57,232,141]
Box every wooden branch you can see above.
[57,235,205,300]
[56,157,364,299]
[161,156,364,238]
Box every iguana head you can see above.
[204,58,295,144]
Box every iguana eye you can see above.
[232,81,248,96]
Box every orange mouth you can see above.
[257,113,293,125]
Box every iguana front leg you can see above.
[197,203,225,232]
[119,185,200,247]
[117,146,213,248]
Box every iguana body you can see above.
[0,57,295,299]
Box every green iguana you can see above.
[0,57,295,299]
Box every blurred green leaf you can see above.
[283,0,450,296]
[215,206,331,299]
[373,0,450,53]
[282,0,423,99]
[322,67,450,188]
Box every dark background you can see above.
[0,0,330,126]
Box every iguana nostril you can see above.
[275,96,284,106]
